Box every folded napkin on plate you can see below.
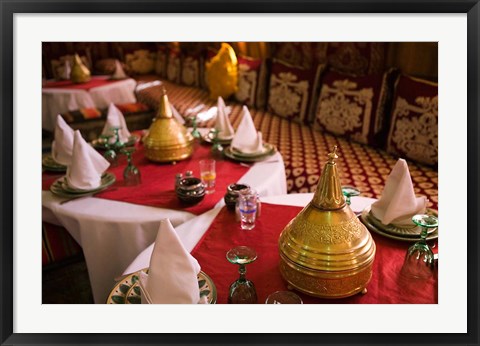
[138,219,206,304]
[214,96,234,140]
[171,104,185,125]
[101,103,131,143]
[230,106,263,154]
[111,59,127,80]
[66,130,110,190]
[371,159,427,226]
[51,115,74,166]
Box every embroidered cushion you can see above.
[181,54,202,87]
[313,69,395,147]
[271,42,314,69]
[124,49,156,75]
[326,42,387,75]
[166,48,181,84]
[234,55,269,109]
[386,75,438,166]
[94,58,129,75]
[267,59,323,123]
[155,45,168,77]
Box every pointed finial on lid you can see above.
[156,86,173,119]
[328,145,338,163]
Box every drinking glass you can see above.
[199,159,216,194]
[400,214,438,280]
[109,126,125,152]
[121,147,141,186]
[342,185,360,205]
[238,189,258,230]
[226,246,258,304]
[265,291,303,304]
[209,128,224,158]
[100,134,118,167]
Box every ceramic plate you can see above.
[91,134,139,150]
[50,172,116,198]
[42,153,67,172]
[106,269,217,304]
[230,143,275,158]
[202,133,233,145]
[224,144,277,162]
[359,207,439,242]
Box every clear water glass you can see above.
[238,189,258,230]
[199,159,216,194]
[100,134,118,167]
[342,185,361,205]
[188,116,201,139]
[121,147,141,186]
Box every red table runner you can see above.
[43,77,120,91]
[191,203,438,304]
[42,142,249,215]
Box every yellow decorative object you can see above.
[278,146,376,298]
[143,88,194,163]
[70,53,91,83]
[205,43,238,100]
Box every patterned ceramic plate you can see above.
[106,269,217,304]
[360,206,439,242]
[224,144,276,162]
[42,153,67,172]
[50,172,116,198]
[91,134,139,150]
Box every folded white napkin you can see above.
[214,97,234,140]
[230,106,263,154]
[371,159,427,226]
[171,104,185,125]
[111,59,127,80]
[138,219,206,304]
[66,130,110,190]
[101,103,131,143]
[51,115,74,166]
[59,59,71,80]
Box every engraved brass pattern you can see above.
[289,216,362,245]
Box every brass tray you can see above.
[50,172,116,198]
[106,268,217,304]
[42,153,67,172]
[360,205,439,242]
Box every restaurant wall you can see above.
[42,42,438,81]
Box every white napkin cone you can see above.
[214,97,235,140]
[138,219,206,304]
[230,106,264,154]
[66,130,110,190]
[51,115,74,166]
[101,103,132,143]
[171,104,185,125]
[111,60,128,79]
[371,159,427,226]
[59,59,71,80]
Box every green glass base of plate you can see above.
[224,143,277,162]
[50,172,116,198]
[91,134,139,150]
[106,269,217,304]
[42,153,67,172]
[359,205,438,242]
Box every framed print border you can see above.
[1,1,479,345]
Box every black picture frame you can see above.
[1,1,479,345]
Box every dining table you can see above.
[42,75,137,131]
[42,139,287,303]
[121,194,438,305]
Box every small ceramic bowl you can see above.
[176,177,206,205]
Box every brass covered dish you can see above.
[144,88,194,163]
[278,146,376,298]
[70,53,91,83]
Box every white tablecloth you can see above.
[122,194,377,279]
[42,152,286,303]
[42,77,137,131]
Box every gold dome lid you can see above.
[278,146,376,298]
[144,88,194,163]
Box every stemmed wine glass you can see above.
[342,185,361,205]
[400,214,438,279]
[188,116,201,140]
[120,147,141,186]
[99,134,118,167]
[209,128,224,158]
[226,246,258,304]
[110,126,126,152]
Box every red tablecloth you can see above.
[43,77,119,91]
[42,143,249,215]
[191,203,438,304]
